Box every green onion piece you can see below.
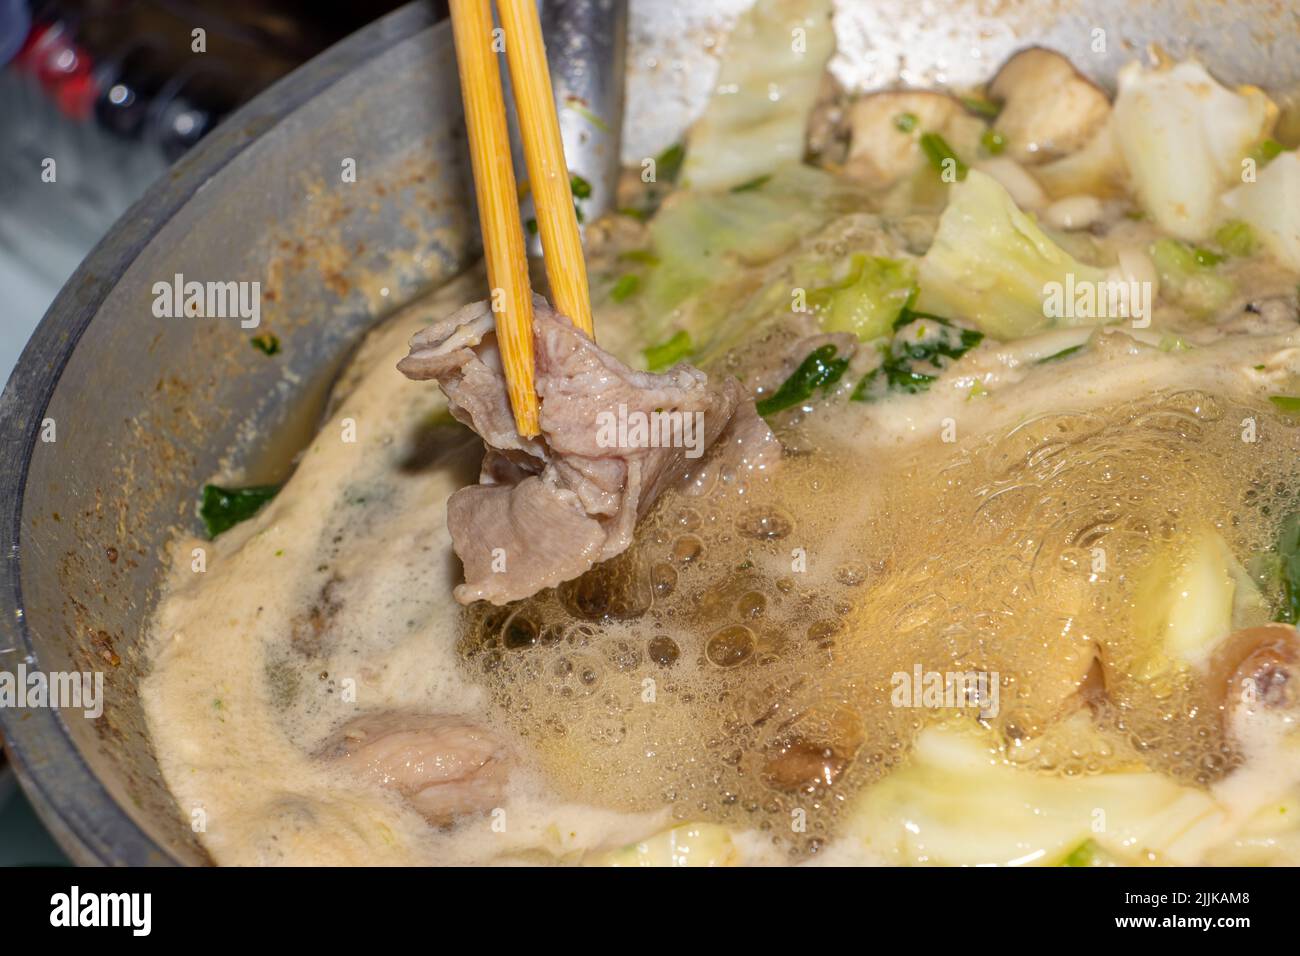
[200,484,281,538]
[960,95,1001,119]
[1270,395,1300,416]
[655,143,686,183]
[730,174,772,193]
[756,345,849,417]
[1214,220,1256,257]
[893,112,919,133]
[610,274,640,303]
[525,217,538,235]
[980,128,1006,156]
[565,100,610,133]
[919,132,968,180]
[1277,512,1300,625]
[1061,840,1111,867]
[1253,138,1285,165]
[1192,246,1225,267]
[643,330,693,371]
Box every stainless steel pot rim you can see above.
[0,1,440,866]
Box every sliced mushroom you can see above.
[989,47,1111,165]
[1032,119,1130,199]
[842,90,983,189]
[806,71,851,167]
[1208,623,1300,729]
[761,706,863,792]
[973,156,1048,210]
[319,712,511,825]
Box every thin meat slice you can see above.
[398,296,780,605]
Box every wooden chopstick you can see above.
[449,0,540,438]
[498,0,595,339]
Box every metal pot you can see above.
[1,0,1297,865]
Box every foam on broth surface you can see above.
[460,380,1300,856]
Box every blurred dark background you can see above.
[0,0,429,865]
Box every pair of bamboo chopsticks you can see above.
[449,0,593,439]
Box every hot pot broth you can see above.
[142,1,1300,865]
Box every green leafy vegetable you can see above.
[960,95,1001,119]
[730,174,773,193]
[1214,220,1257,257]
[853,310,983,402]
[643,330,693,372]
[610,274,640,303]
[1192,246,1225,267]
[756,344,850,416]
[655,143,686,184]
[1268,395,1300,416]
[569,173,593,199]
[1061,840,1114,867]
[1276,512,1300,625]
[250,333,280,356]
[1149,238,1234,315]
[1252,137,1285,165]
[806,255,916,342]
[980,128,1006,156]
[201,484,281,538]
[893,112,919,133]
[1270,395,1300,416]
[564,100,609,133]
[919,132,968,180]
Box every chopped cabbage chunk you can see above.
[801,254,916,341]
[682,0,834,192]
[640,164,860,348]
[1112,60,1276,240]
[844,724,1228,866]
[1220,150,1300,271]
[1132,527,1269,670]
[915,169,1111,340]
[593,822,739,867]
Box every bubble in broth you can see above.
[459,390,1300,856]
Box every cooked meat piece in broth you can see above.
[398,296,780,605]
[319,712,511,825]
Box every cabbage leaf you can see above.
[1112,60,1275,240]
[1219,151,1300,271]
[682,0,834,192]
[845,723,1229,866]
[915,170,1111,340]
